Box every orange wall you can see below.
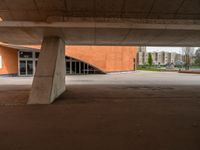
[0,45,137,75]
[66,46,137,73]
[0,46,18,75]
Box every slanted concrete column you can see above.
[28,37,66,104]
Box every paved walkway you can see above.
[0,71,199,150]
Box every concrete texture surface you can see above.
[1,19,200,46]
[1,1,200,46]
[0,0,200,21]
[28,37,66,104]
[0,71,200,150]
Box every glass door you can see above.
[66,61,70,74]
[19,60,33,76]
[20,60,26,76]
[27,61,33,75]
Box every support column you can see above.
[28,37,66,104]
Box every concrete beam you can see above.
[1,19,200,46]
[0,19,200,30]
[28,37,66,104]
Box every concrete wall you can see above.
[66,46,137,73]
[0,46,18,75]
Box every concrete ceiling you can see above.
[0,0,200,21]
[0,0,200,46]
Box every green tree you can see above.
[148,53,153,66]
[195,49,200,65]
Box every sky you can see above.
[146,47,199,54]
[147,47,183,54]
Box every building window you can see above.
[19,51,33,58]
[65,56,104,75]
[35,52,40,59]
[0,56,2,69]
[18,50,104,76]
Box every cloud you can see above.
[146,47,198,54]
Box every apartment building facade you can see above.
[137,48,183,66]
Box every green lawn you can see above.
[190,66,200,69]
[137,68,165,72]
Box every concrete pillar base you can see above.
[28,37,66,104]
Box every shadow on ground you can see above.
[0,72,200,150]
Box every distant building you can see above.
[137,51,145,65]
[137,46,147,65]
[176,54,183,62]
[157,52,165,65]
[171,52,177,64]
[138,46,147,53]
[137,47,184,66]
[164,52,171,65]
[182,47,195,65]
[144,52,149,65]
[151,52,158,65]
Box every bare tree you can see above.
[194,48,200,66]
[182,47,195,70]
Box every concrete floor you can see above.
[0,71,200,150]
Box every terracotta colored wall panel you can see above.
[66,46,137,73]
[0,46,18,75]
[0,45,136,75]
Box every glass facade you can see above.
[19,60,26,75]
[65,57,103,75]
[19,51,33,58]
[18,51,36,76]
[18,51,103,76]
